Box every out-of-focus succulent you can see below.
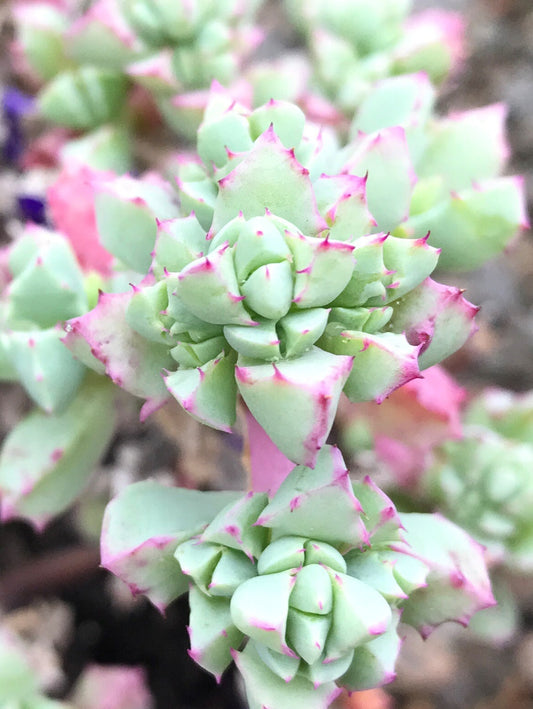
[425,391,533,572]
[339,376,533,644]
[10,0,265,153]
[284,0,465,115]
[0,168,122,528]
[348,72,528,270]
[102,445,494,708]
[65,92,478,469]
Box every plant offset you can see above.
[1,0,530,707]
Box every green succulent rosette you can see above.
[425,426,533,573]
[102,445,494,709]
[65,94,478,468]
[13,0,264,153]
[284,0,465,115]
[0,226,118,528]
[348,73,528,270]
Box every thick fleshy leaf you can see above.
[188,587,244,681]
[286,609,330,667]
[201,491,269,560]
[12,3,68,82]
[234,642,341,709]
[39,67,128,130]
[65,0,140,69]
[342,127,416,232]
[340,610,401,691]
[283,230,355,308]
[332,233,388,307]
[325,571,392,660]
[245,409,296,494]
[60,123,133,173]
[313,173,375,241]
[211,127,327,235]
[173,154,217,230]
[95,174,180,273]
[388,277,478,370]
[277,308,330,359]
[224,320,281,361]
[253,642,301,683]
[249,100,306,149]
[256,445,368,546]
[344,551,407,602]
[197,108,253,168]
[403,177,528,271]
[4,327,86,413]
[319,328,421,403]
[350,73,435,139]
[236,347,353,466]
[101,480,240,611]
[351,476,403,545]
[304,650,355,686]
[176,243,256,326]
[0,375,115,530]
[396,513,495,637]
[64,291,174,419]
[48,165,115,277]
[69,664,153,709]
[418,104,510,191]
[6,227,88,327]
[152,215,208,276]
[230,571,295,654]
[164,351,237,432]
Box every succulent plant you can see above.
[0,169,121,527]
[10,0,264,154]
[64,91,478,470]
[283,0,465,115]
[425,392,533,572]
[102,445,494,708]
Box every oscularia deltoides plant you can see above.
[101,445,494,708]
[2,2,527,704]
[63,91,479,467]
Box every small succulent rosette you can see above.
[348,72,528,270]
[64,91,478,472]
[102,445,494,709]
[11,0,264,149]
[425,394,533,573]
[284,0,465,115]
[0,178,119,528]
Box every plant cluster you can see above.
[1,0,530,707]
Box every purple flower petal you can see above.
[17,195,47,225]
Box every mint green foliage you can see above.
[13,0,264,158]
[284,0,462,114]
[0,374,115,530]
[350,73,527,270]
[101,480,241,611]
[0,227,89,412]
[424,389,533,573]
[102,445,493,708]
[0,228,119,528]
[71,93,478,467]
[0,635,70,709]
